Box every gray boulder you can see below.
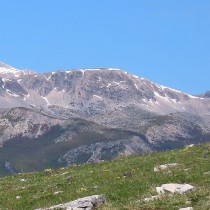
[35,195,106,210]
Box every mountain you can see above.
[0,62,210,175]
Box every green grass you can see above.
[0,143,210,210]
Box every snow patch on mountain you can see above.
[0,61,35,77]
[0,62,20,74]
[93,95,103,100]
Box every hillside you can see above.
[0,143,210,210]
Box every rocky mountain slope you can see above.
[199,90,210,98]
[0,61,210,175]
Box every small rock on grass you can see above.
[143,195,159,202]
[179,207,193,210]
[156,183,194,194]
[204,171,210,175]
[154,163,179,172]
[186,144,194,148]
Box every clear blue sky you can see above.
[0,0,209,94]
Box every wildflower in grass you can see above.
[117,176,121,179]
[183,147,188,151]
[80,187,88,191]
[45,169,52,172]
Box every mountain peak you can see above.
[0,61,20,74]
[0,61,36,77]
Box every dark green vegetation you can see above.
[0,143,210,209]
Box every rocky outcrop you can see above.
[35,195,106,210]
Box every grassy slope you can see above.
[0,143,210,210]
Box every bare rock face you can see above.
[199,90,210,98]
[0,107,63,146]
[35,195,106,210]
